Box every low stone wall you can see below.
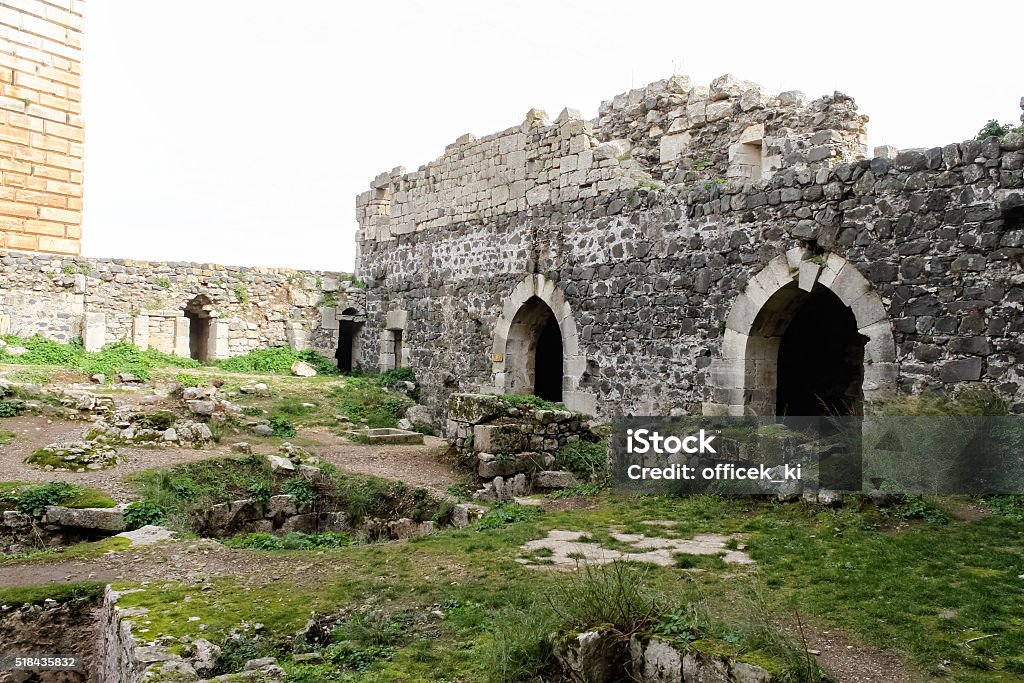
[0,250,366,364]
[0,505,124,553]
[554,630,781,683]
[446,393,601,500]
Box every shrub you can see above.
[269,415,296,438]
[555,439,608,482]
[16,482,79,516]
[0,400,24,418]
[377,366,415,388]
[977,119,1024,139]
[282,478,315,509]
[123,501,166,529]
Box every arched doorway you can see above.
[335,307,363,373]
[184,295,213,362]
[763,284,866,416]
[507,296,563,402]
[707,249,897,417]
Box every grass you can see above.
[0,335,341,382]
[0,580,105,607]
[0,536,132,566]
[0,429,15,445]
[132,455,439,533]
[56,491,1021,681]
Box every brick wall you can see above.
[0,0,83,255]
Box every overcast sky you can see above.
[81,1,1023,272]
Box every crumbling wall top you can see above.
[356,74,869,244]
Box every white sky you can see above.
[81,1,1023,272]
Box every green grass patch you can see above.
[214,347,339,376]
[0,429,15,445]
[0,581,105,607]
[1,335,200,381]
[0,481,116,514]
[0,536,132,566]
[132,455,440,533]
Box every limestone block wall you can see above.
[0,0,84,255]
[354,76,1024,419]
[0,250,366,363]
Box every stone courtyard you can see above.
[1,1,1023,682]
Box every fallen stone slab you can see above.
[43,505,125,532]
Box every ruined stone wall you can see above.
[355,75,1024,419]
[0,0,84,256]
[0,250,366,362]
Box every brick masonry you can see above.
[0,0,84,255]
[355,75,1024,419]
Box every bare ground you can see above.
[0,416,461,501]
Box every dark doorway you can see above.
[335,308,361,373]
[184,295,213,362]
[776,285,866,416]
[506,296,564,402]
[393,330,404,368]
[534,314,563,402]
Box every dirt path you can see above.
[0,415,461,501]
[0,415,234,500]
[0,540,332,589]
[304,428,460,494]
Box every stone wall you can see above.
[0,250,366,364]
[0,0,84,256]
[354,75,1024,419]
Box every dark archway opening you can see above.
[335,308,362,373]
[776,285,866,416]
[534,314,564,402]
[184,295,213,362]
[506,296,564,403]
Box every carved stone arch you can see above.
[490,275,596,415]
[706,248,897,416]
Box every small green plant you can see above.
[16,482,79,516]
[497,393,563,412]
[0,429,15,445]
[247,481,272,506]
[282,478,315,509]
[156,277,172,289]
[0,400,24,418]
[242,405,263,417]
[175,372,203,388]
[269,415,296,438]
[474,502,542,530]
[233,284,250,304]
[977,119,1024,139]
[555,440,608,482]
[123,501,166,529]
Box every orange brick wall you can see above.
[0,0,82,255]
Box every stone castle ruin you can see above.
[353,75,1024,419]
[1,1,1023,421]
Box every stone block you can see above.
[82,311,106,352]
[477,451,543,478]
[43,506,124,532]
[939,358,983,383]
[533,470,580,489]
[447,393,505,424]
[659,133,691,164]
